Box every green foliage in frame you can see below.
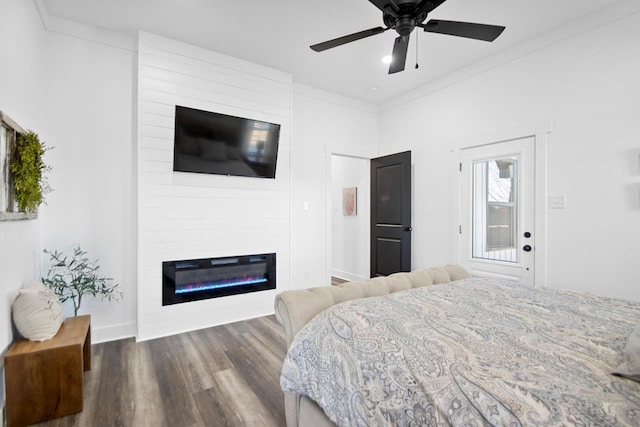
[10,130,51,213]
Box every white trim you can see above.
[533,132,549,288]
[331,269,367,283]
[325,142,378,159]
[469,269,520,282]
[91,321,136,344]
[452,119,554,151]
[34,0,135,52]
[293,84,378,114]
[452,120,552,288]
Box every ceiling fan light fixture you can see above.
[382,55,393,64]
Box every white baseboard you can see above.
[469,270,520,282]
[331,269,367,282]
[91,322,136,344]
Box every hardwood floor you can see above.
[330,276,348,286]
[34,315,287,427]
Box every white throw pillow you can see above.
[12,281,64,341]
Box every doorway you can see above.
[327,150,412,283]
[330,154,371,282]
[459,137,535,284]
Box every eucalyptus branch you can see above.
[42,246,123,316]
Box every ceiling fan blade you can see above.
[423,19,505,42]
[389,35,409,74]
[415,0,448,17]
[310,27,387,52]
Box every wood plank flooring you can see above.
[33,315,287,427]
[331,276,348,286]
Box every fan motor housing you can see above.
[395,16,416,36]
[384,2,429,38]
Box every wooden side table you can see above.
[4,315,91,427]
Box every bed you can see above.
[275,266,640,426]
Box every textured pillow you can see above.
[12,282,64,341]
[613,324,640,382]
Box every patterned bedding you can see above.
[281,278,640,426]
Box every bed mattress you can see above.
[281,278,640,426]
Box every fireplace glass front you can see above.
[162,253,276,306]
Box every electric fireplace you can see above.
[162,253,276,306]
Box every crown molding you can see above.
[34,0,135,52]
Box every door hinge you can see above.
[459,162,462,172]
[459,225,462,234]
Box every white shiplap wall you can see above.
[137,32,291,340]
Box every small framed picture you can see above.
[342,187,357,216]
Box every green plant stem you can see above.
[42,246,122,316]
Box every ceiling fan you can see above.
[310,0,505,74]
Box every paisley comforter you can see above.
[281,278,640,426]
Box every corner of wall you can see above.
[35,0,135,51]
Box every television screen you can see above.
[173,105,280,178]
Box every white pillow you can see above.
[12,282,64,341]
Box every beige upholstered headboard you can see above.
[274,264,470,347]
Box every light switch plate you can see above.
[549,195,566,209]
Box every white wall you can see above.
[0,3,380,343]
[290,85,378,290]
[1,0,137,347]
[40,21,136,342]
[331,155,370,282]
[0,0,47,351]
[137,32,292,340]
[378,8,640,301]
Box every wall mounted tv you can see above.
[173,105,280,179]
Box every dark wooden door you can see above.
[370,151,412,277]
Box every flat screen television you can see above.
[173,105,280,178]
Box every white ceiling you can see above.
[40,0,624,104]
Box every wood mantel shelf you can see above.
[4,315,91,427]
